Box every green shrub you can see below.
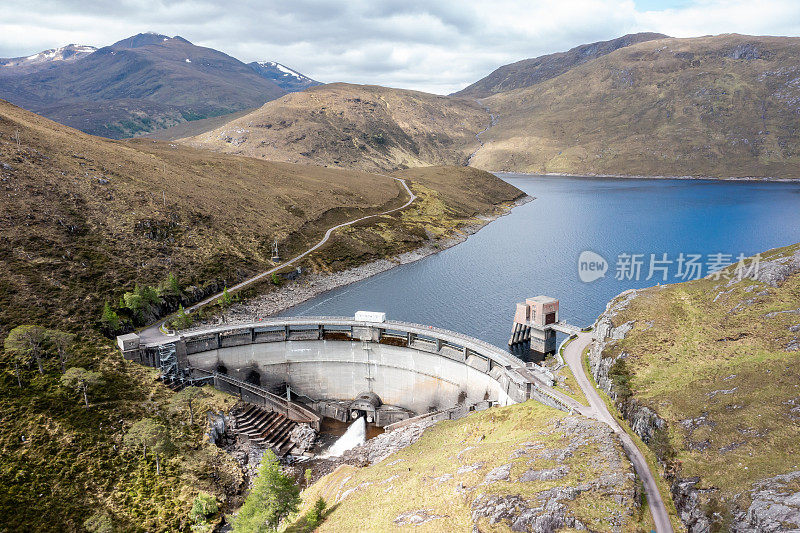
[608,357,632,401]
[170,305,193,330]
[101,302,121,335]
[306,497,327,527]
[189,492,218,524]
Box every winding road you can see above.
[564,332,674,533]
[139,176,416,343]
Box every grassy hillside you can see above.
[474,34,800,179]
[453,32,667,98]
[0,98,416,332]
[0,101,524,530]
[182,83,488,173]
[293,166,525,275]
[293,401,651,532]
[593,243,800,529]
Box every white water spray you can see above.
[324,417,366,457]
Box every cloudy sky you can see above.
[2,0,800,94]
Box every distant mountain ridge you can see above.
[453,32,668,97]
[470,34,800,179]
[248,61,322,92]
[0,44,97,74]
[0,33,317,138]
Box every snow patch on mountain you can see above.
[257,61,311,81]
[2,44,96,68]
[247,60,321,92]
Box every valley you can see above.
[2,16,800,533]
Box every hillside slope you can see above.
[473,34,800,179]
[0,33,287,138]
[0,100,524,530]
[295,402,651,532]
[453,32,667,98]
[182,83,489,172]
[0,99,410,332]
[590,243,800,530]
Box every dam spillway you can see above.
[118,314,573,426]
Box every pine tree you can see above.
[5,325,47,375]
[233,450,300,532]
[101,302,121,335]
[60,367,103,407]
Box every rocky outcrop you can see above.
[751,247,800,287]
[288,423,316,454]
[587,288,639,400]
[468,416,637,532]
[341,419,438,465]
[671,478,713,532]
[471,494,584,533]
[733,471,800,532]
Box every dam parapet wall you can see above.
[120,317,559,418]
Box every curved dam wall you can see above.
[187,339,513,414]
[120,317,569,417]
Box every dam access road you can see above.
[139,176,417,345]
[564,332,674,533]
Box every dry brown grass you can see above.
[0,99,497,333]
[475,34,800,178]
[181,83,489,173]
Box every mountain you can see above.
[453,32,668,97]
[182,83,489,172]
[0,33,287,138]
[0,44,97,75]
[470,34,800,178]
[247,60,322,92]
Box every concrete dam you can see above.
[118,312,577,429]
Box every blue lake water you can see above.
[282,174,800,349]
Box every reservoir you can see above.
[282,174,800,349]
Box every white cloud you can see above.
[0,0,799,94]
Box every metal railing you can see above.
[192,369,320,429]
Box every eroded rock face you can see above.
[341,419,437,465]
[672,478,713,532]
[750,247,800,288]
[471,494,584,533]
[734,471,800,532]
[288,423,316,454]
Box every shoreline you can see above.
[196,194,534,325]
[492,170,800,183]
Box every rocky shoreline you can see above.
[193,194,533,326]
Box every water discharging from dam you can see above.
[324,417,366,457]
